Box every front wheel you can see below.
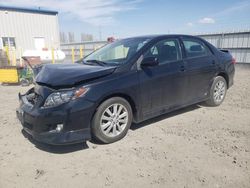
[91,97,133,144]
[206,76,227,106]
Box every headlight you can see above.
[43,87,89,108]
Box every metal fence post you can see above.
[5,46,10,65]
[19,47,23,67]
[72,47,75,63]
[12,48,16,66]
[80,46,83,59]
[51,47,55,64]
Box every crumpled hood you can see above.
[35,63,116,87]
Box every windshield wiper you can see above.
[86,59,107,66]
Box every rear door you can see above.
[180,37,217,103]
[138,37,188,117]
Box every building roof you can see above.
[0,5,58,15]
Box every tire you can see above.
[206,76,227,106]
[91,97,133,144]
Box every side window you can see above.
[182,39,208,58]
[144,39,181,64]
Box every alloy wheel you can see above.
[213,80,226,103]
[100,103,129,137]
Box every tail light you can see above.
[232,57,236,64]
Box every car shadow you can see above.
[21,103,202,153]
[21,130,89,154]
[88,105,201,144]
[131,103,201,130]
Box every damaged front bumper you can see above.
[16,88,95,145]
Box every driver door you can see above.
[138,38,188,119]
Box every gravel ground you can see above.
[0,65,249,188]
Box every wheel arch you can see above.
[94,93,138,121]
[217,72,229,88]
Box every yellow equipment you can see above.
[0,67,19,83]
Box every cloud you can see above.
[187,22,194,27]
[213,1,250,16]
[0,0,142,26]
[198,17,215,24]
[185,1,249,28]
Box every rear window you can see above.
[183,39,209,58]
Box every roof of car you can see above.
[124,34,201,40]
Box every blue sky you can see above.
[1,0,250,40]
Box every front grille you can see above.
[23,87,44,107]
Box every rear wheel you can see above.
[206,76,227,106]
[91,97,133,144]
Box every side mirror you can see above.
[141,57,159,67]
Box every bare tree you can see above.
[68,32,75,43]
[81,33,93,42]
[60,32,67,43]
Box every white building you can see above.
[0,6,60,51]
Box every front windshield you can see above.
[84,37,152,65]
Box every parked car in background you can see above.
[16,35,235,145]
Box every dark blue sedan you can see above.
[16,35,235,144]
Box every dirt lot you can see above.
[0,65,249,188]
